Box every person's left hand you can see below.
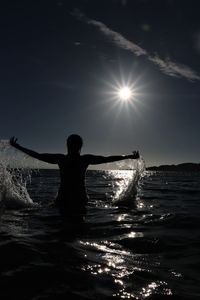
[132,150,140,159]
[10,136,19,148]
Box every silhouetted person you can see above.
[10,135,139,217]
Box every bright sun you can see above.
[119,86,132,100]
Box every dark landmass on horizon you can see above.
[147,163,200,172]
[7,162,200,172]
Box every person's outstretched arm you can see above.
[84,151,140,165]
[10,137,63,164]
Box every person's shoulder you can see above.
[55,153,65,162]
[55,153,65,158]
[81,154,93,158]
[81,154,93,162]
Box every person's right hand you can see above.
[10,136,19,148]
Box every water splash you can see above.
[115,156,145,172]
[136,156,146,174]
[110,157,146,204]
[0,140,35,209]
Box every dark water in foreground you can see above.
[0,170,200,300]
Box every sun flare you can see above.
[103,71,142,111]
[119,86,132,100]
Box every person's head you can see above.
[67,134,83,154]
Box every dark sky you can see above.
[1,0,200,166]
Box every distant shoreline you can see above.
[146,163,200,172]
[8,162,200,172]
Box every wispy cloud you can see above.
[73,10,200,82]
[148,55,200,81]
[87,19,147,56]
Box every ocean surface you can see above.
[0,168,200,300]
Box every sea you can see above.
[0,148,200,299]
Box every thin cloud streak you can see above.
[88,19,147,56]
[73,10,200,82]
[149,55,200,81]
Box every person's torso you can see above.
[56,155,89,209]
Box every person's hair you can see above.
[67,134,83,153]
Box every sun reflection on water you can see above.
[140,281,172,298]
[127,231,144,238]
[78,170,175,299]
[113,281,172,299]
[79,238,173,299]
